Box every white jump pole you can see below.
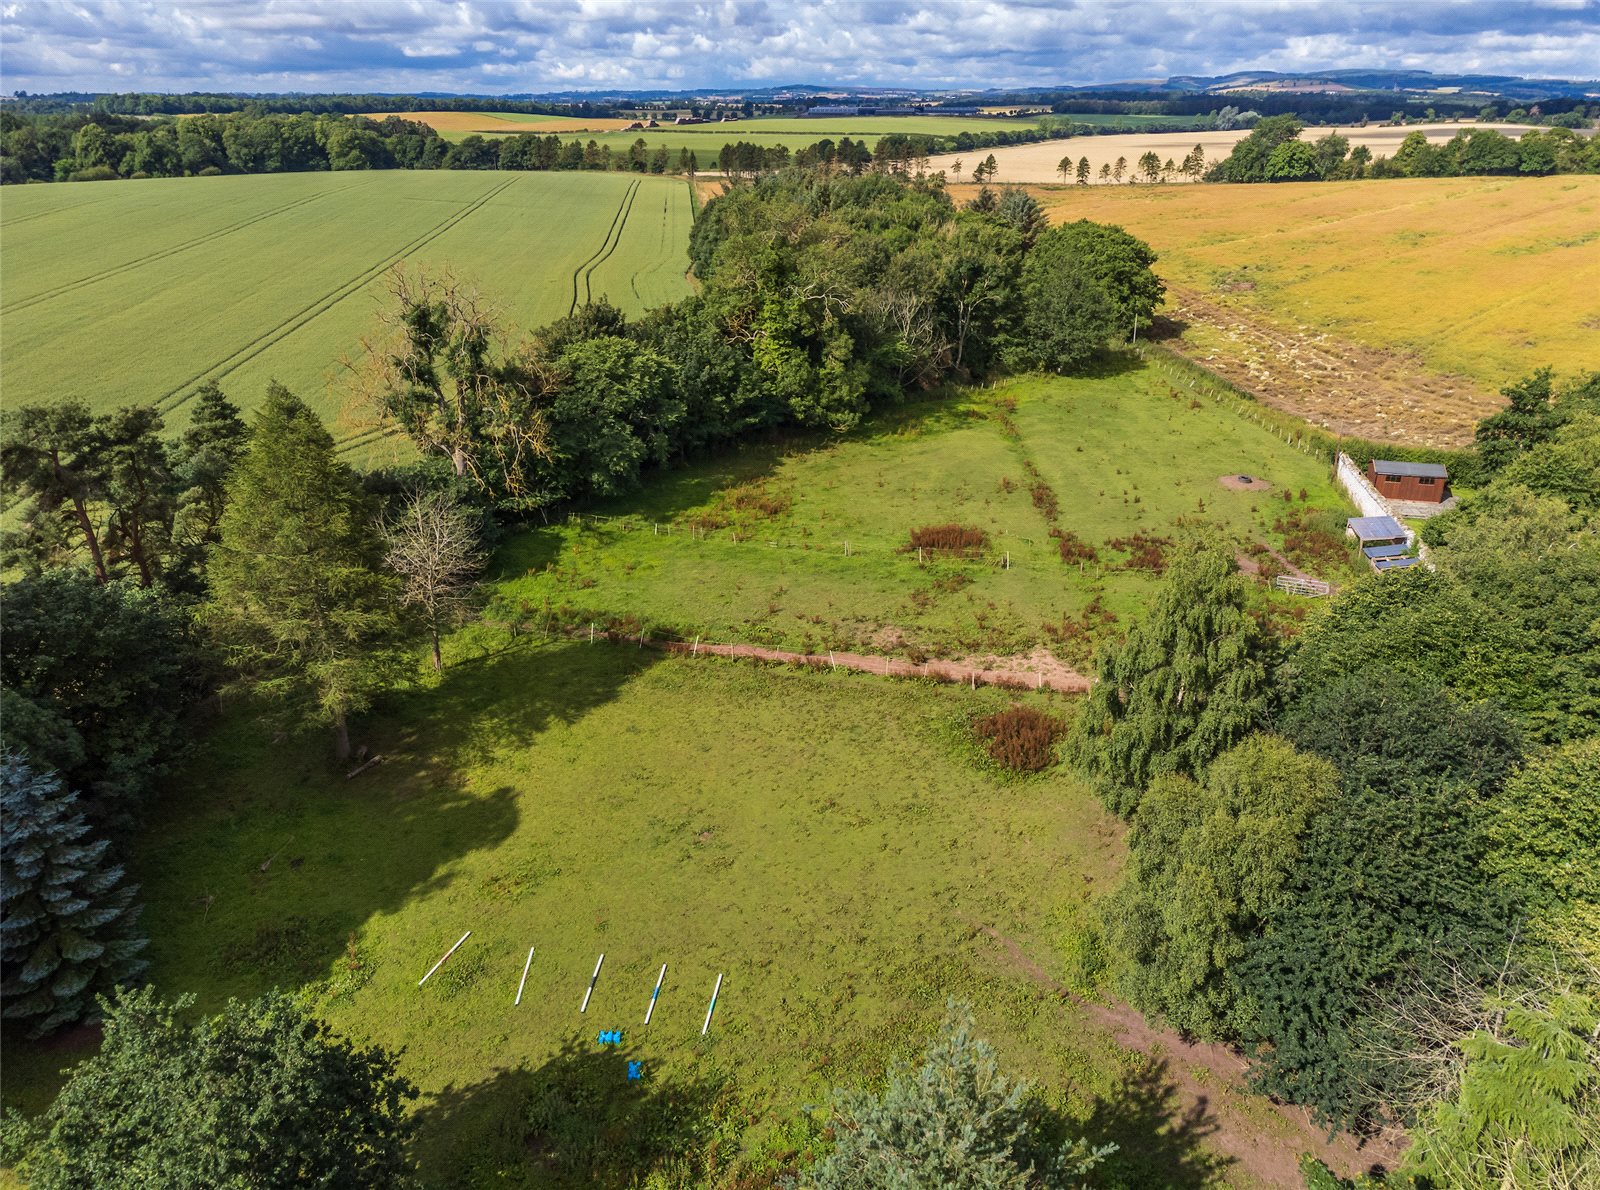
[644,963,667,1026]
[514,946,534,1006]
[580,953,605,1013]
[701,972,724,1036]
[418,931,471,987]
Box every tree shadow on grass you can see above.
[127,640,662,1010]
[411,1035,733,1189]
[1083,1055,1231,1189]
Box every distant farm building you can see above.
[1367,459,1448,504]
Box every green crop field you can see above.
[0,171,693,448]
[495,367,1360,669]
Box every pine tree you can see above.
[204,383,401,760]
[0,758,147,1037]
[811,1000,1112,1188]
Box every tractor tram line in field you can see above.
[154,174,524,415]
[568,178,640,315]
[1,178,377,317]
[580,180,642,307]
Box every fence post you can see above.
[590,623,595,644]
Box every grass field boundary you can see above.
[2,179,373,316]
[551,510,1178,579]
[153,174,522,415]
[1134,342,1480,475]
[567,178,639,315]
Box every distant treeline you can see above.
[0,107,1182,186]
[7,91,612,118]
[991,87,1600,126]
[1209,115,1600,182]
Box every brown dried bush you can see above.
[1051,528,1098,564]
[1105,531,1175,573]
[974,706,1066,773]
[906,524,990,557]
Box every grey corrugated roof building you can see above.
[1370,459,1449,479]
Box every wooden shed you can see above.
[1367,459,1448,503]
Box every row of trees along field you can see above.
[1209,114,1600,181]
[1065,367,1600,1187]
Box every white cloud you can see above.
[0,0,1596,95]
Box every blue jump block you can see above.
[627,1061,643,1081]
[597,1029,623,1045]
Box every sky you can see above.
[2,0,1598,96]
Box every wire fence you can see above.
[560,510,1165,580]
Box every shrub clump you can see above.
[1050,527,1098,564]
[1273,507,1349,571]
[906,524,989,557]
[974,706,1066,773]
[1106,531,1175,573]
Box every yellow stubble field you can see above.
[981,175,1600,446]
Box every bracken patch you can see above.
[974,705,1067,774]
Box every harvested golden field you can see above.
[982,175,1600,446]
[367,110,637,134]
[930,122,1539,184]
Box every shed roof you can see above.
[1372,459,1448,479]
[1347,515,1408,542]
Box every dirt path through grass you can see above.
[571,625,1093,692]
[973,923,1409,1187]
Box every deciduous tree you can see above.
[347,265,549,502]
[1103,735,1338,1041]
[1070,546,1271,813]
[0,570,204,812]
[19,987,417,1188]
[383,488,487,672]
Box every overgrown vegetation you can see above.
[1064,367,1600,1176]
[974,706,1066,773]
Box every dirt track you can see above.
[974,923,1408,1187]
[574,627,1092,693]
